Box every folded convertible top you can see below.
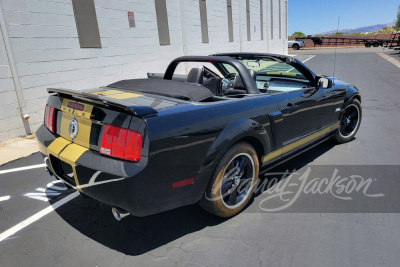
[107,78,213,102]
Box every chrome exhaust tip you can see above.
[111,207,129,221]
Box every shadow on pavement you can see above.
[52,140,337,255]
[54,196,227,255]
[253,141,336,199]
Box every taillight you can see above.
[44,105,56,133]
[100,125,142,162]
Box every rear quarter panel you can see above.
[143,95,279,202]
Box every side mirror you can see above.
[317,77,332,88]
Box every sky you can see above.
[288,0,399,35]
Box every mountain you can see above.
[315,22,395,36]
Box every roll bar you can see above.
[163,56,260,94]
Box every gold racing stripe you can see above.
[282,123,339,155]
[261,122,340,163]
[48,137,71,155]
[59,98,94,147]
[58,144,88,191]
[60,99,74,142]
[47,137,72,180]
[46,137,88,192]
[50,98,95,191]
[72,103,93,147]
[91,89,143,99]
[261,149,282,163]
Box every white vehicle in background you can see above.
[288,39,305,50]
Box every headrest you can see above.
[186,68,203,84]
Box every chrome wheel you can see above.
[199,142,259,217]
[220,153,255,209]
[339,104,360,138]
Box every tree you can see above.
[290,31,306,38]
[396,4,400,29]
[379,27,395,34]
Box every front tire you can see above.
[199,142,259,217]
[333,99,362,143]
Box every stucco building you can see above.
[0,0,288,141]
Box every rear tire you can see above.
[365,42,371,48]
[199,142,259,217]
[292,43,300,50]
[333,99,362,144]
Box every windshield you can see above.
[222,58,307,80]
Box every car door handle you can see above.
[283,103,297,109]
[282,104,298,114]
[301,87,316,97]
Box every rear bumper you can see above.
[36,125,209,216]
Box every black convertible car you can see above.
[37,53,362,218]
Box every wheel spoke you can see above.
[226,161,235,172]
[237,156,248,173]
[229,186,238,205]
[342,124,350,136]
[344,125,351,136]
[340,123,347,133]
[221,180,233,194]
[224,166,237,181]
[239,177,252,190]
[349,120,357,130]
[349,110,358,119]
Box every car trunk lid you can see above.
[47,87,182,151]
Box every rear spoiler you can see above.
[47,88,158,117]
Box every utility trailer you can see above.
[297,31,400,49]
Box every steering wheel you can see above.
[220,73,238,96]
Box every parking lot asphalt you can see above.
[1,48,400,266]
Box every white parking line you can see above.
[286,55,316,73]
[302,55,316,63]
[0,196,10,201]
[0,163,46,175]
[0,191,79,242]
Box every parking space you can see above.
[1,48,400,266]
[0,154,75,235]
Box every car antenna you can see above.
[333,16,340,80]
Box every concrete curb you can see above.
[378,52,400,68]
[0,136,39,166]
